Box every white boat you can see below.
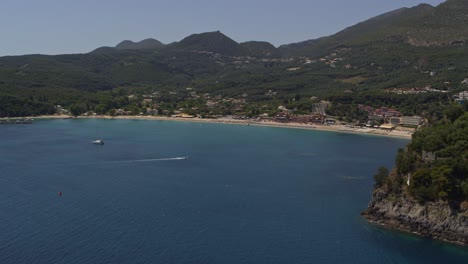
[92,126,104,145]
[92,139,104,145]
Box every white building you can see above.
[458,91,468,100]
[401,116,423,126]
[390,117,401,125]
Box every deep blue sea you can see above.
[0,119,467,263]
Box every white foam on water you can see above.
[108,157,187,163]
[128,157,186,162]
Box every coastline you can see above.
[364,218,468,247]
[2,115,413,139]
[362,189,468,246]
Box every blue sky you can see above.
[0,0,446,56]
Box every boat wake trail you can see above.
[104,157,187,164]
[79,157,188,166]
[123,157,187,162]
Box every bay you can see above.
[0,119,466,263]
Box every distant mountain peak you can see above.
[179,31,235,43]
[175,31,242,55]
[115,38,165,50]
[415,3,434,8]
[239,41,280,57]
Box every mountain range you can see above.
[94,31,282,58]
[96,0,468,57]
[1,0,467,107]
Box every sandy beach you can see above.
[5,114,413,139]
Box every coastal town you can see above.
[0,95,423,140]
[5,84,467,139]
[4,82,466,139]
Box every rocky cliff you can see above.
[362,189,468,245]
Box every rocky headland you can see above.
[362,189,468,245]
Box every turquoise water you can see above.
[0,119,467,263]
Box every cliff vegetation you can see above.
[364,104,468,244]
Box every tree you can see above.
[410,168,436,202]
[108,109,116,116]
[128,104,141,115]
[95,104,107,115]
[69,104,84,117]
[423,134,445,152]
[461,181,468,201]
[388,172,403,194]
[374,166,389,188]
[444,104,464,123]
[431,166,452,200]
[395,148,415,174]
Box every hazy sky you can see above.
[0,0,446,56]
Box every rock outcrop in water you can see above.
[362,189,468,245]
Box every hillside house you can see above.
[309,114,325,125]
[275,112,290,123]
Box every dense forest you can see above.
[374,104,468,205]
[0,95,55,117]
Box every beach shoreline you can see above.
[2,115,413,139]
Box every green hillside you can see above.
[281,0,468,57]
[239,41,281,58]
[1,0,468,117]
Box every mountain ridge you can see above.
[280,0,468,56]
[115,38,165,50]
[170,31,245,56]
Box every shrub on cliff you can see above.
[395,148,417,174]
[373,166,389,188]
[409,166,453,202]
[388,170,404,194]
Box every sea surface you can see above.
[0,119,467,264]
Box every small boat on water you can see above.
[92,126,104,145]
[92,139,104,145]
